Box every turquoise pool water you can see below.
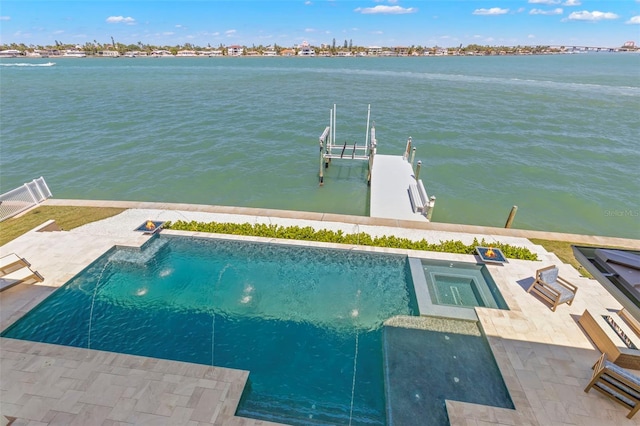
[1,236,418,425]
[422,259,509,310]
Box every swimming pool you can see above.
[2,235,418,425]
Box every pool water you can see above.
[384,317,514,425]
[422,260,509,310]
[2,235,418,425]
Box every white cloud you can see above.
[106,16,136,25]
[563,0,581,5]
[530,8,563,15]
[305,28,316,33]
[0,16,10,21]
[354,5,417,15]
[529,0,560,4]
[53,30,65,35]
[528,34,536,38]
[473,8,509,16]
[162,32,174,36]
[225,29,236,35]
[305,1,312,5]
[567,10,619,21]
[627,16,640,24]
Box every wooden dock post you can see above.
[426,196,436,221]
[404,137,412,160]
[319,146,324,185]
[505,205,518,228]
[410,147,416,166]
[415,160,422,181]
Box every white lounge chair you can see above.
[0,265,44,291]
[0,253,30,276]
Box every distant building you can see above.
[298,41,315,56]
[367,46,382,56]
[99,50,120,57]
[623,41,635,48]
[150,50,173,57]
[176,50,197,57]
[227,45,243,56]
[0,49,21,57]
[392,46,409,56]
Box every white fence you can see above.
[0,177,52,222]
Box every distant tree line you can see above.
[1,40,636,56]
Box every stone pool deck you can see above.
[1,200,640,425]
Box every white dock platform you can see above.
[369,155,429,222]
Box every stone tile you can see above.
[107,398,137,422]
[190,388,224,423]
[68,403,112,426]
[16,396,57,422]
[42,410,77,426]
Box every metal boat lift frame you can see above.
[318,104,376,185]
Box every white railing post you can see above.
[24,182,38,204]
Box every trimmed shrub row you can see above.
[164,220,539,261]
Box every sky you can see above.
[1,0,639,48]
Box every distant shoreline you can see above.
[1,50,638,60]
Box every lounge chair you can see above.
[585,353,640,419]
[0,266,44,292]
[0,253,30,275]
[527,265,578,311]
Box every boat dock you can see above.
[318,104,435,222]
[369,154,434,222]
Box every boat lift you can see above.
[318,104,376,185]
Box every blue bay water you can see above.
[1,55,638,238]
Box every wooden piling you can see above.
[404,137,412,160]
[505,205,518,228]
[415,160,422,181]
[319,153,324,186]
[426,196,436,221]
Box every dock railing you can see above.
[403,139,436,221]
[0,177,52,222]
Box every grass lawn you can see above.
[529,238,594,278]
[0,206,125,246]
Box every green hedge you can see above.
[164,220,539,261]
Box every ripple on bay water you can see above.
[1,56,638,237]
